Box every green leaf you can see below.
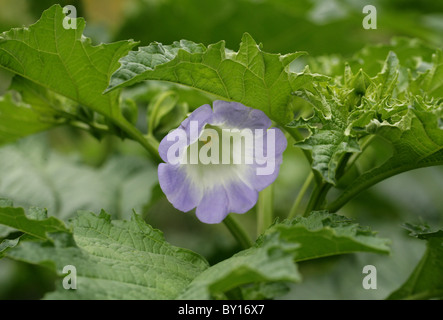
[0,205,69,240]
[289,52,403,184]
[7,210,209,300]
[289,83,362,184]
[349,38,437,78]
[179,211,389,299]
[107,33,326,124]
[0,5,135,119]
[177,232,301,299]
[410,50,443,98]
[329,95,443,212]
[387,223,443,300]
[0,225,12,238]
[3,205,301,300]
[291,49,443,193]
[1,201,390,299]
[292,51,405,185]
[0,4,162,156]
[265,211,390,262]
[0,199,14,238]
[240,282,290,300]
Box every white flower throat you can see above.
[166,121,277,176]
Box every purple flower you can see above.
[158,100,287,224]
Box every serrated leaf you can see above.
[0,4,136,120]
[178,211,389,299]
[289,84,362,184]
[0,205,68,240]
[330,96,443,212]
[348,38,437,78]
[288,54,403,184]
[292,49,443,189]
[265,211,390,261]
[2,202,391,300]
[7,210,209,300]
[410,50,443,98]
[177,232,301,299]
[374,51,400,98]
[107,33,324,124]
[387,224,443,300]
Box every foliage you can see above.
[0,3,442,300]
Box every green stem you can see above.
[114,116,162,163]
[288,172,314,219]
[342,135,376,176]
[304,181,331,216]
[257,184,274,235]
[223,214,253,250]
[284,126,323,185]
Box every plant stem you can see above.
[284,127,323,185]
[288,172,314,219]
[342,135,376,176]
[304,181,331,216]
[223,214,253,250]
[257,185,274,235]
[114,116,162,163]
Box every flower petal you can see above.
[158,163,203,212]
[195,185,230,224]
[246,127,287,190]
[225,180,258,214]
[159,104,213,162]
[212,100,272,129]
[246,163,282,191]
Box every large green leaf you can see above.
[0,6,162,159]
[5,208,301,300]
[284,223,424,300]
[0,5,135,119]
[265,211,390,262]
[107,33,327,124]
[0,203,68,258]
[0,205,68,240]
[1,202,390,300]
[179,211,389,299]
[178,232,301,299]
[387,224,443,300]
[8,210,209,300]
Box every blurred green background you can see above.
[0,0,442,299]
